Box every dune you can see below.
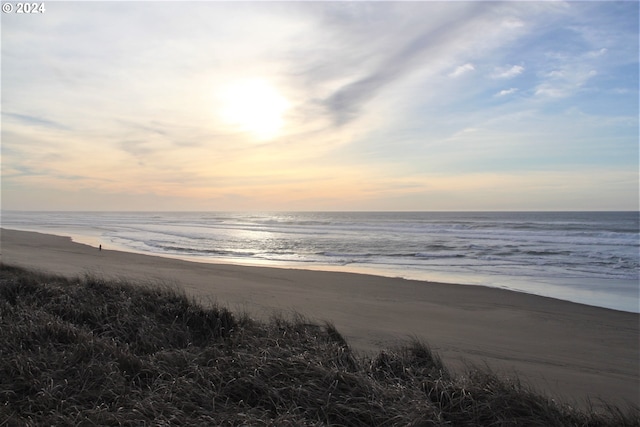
[1,228,638,407]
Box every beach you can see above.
[1,228,638,407]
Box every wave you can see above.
[155,244,257,258]
[4,210,638,287]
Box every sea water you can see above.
[2,211,638,312]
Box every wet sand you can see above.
[1,228,638,407]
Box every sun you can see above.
[218,79,290,141]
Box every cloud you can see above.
[319,3,487,126]
[492,65,524,78]
[448,63,475,78]
[587,48,607,58]
[495,88,518,97]
[534,69,598,98]
[1,1,637,211]
[3,112,70,130]
[500,18,525,30]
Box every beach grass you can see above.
[1,264,637,426]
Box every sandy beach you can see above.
[1,228,638,407]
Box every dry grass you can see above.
[1,264,637,426]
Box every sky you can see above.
[2,1,638,211]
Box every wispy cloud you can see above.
[2,1,637,211]
[534,69,598,98]
[492,65,524,79]
[495,88,518,97]
[3,112,70,130]
[318,3,486,126]
[448,63,475,78]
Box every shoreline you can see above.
[3,225,636,313]
[1,228,638,407]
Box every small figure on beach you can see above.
[99,244,102,251]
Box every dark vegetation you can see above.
[1,264,637,426]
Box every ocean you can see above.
[2,211,638,313]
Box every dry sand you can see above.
[1,228,638,408]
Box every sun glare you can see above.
[218,79,290,141]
